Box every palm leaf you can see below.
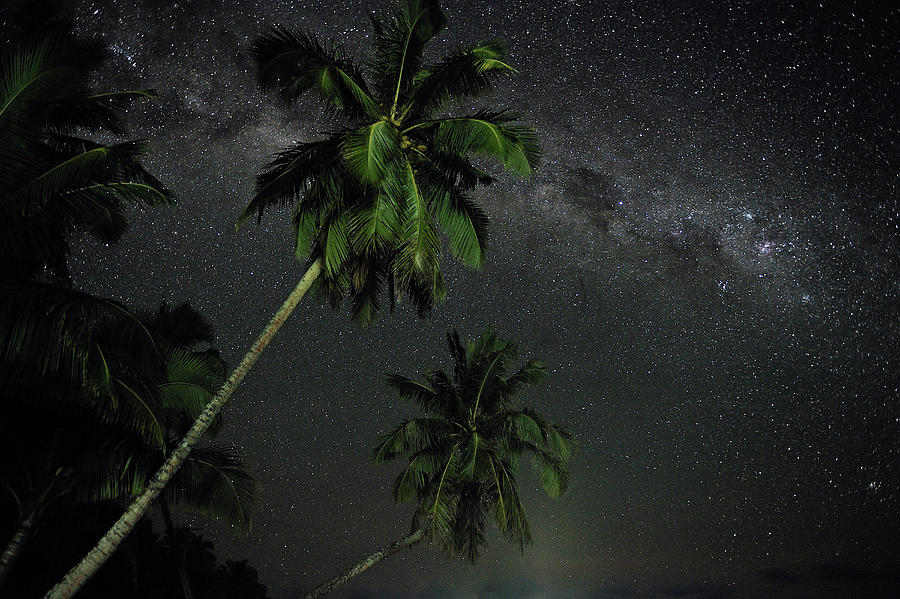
[252,26,379,120]
[385,373,441,412]
[393,161,441,289]
[341,120,401,184]
[403,38,516,119]
[369,0,448,116]
[163,442,260,533]
[431,111,540,175]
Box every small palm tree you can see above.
[303,328,575,598]
[47,2,539,596]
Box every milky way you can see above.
[62,0,898,597]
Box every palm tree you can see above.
[0,305,258,596]
[45,2,539,596]
[302,328,575,598]
[0,1,173,284]
[0,0,175,465]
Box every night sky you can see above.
[56,0,900,597]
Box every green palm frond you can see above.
[320,211,351,276]
[403,38,516,119]
[430,187,488,267]
[346,187,403,255]
[369,0,448,116]
[393,162,441,288]
[501,358,547,398]
[158,348,224,427]
[373,417,456,462]
[0,37,72,138]
[165,442,260,534]
[390,446,448,502]
[342,120,402,184]
[431,111,540,176]
[450,482,487,562]
[242,139,339,226]
[252,26,379,120]
[385,373,441,413]
[0,282,157,419]
[487,455,530,549]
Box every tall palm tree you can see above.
[302,328,575,598]
[45,2,538,597]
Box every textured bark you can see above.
[302,528,426,599]
[43,258,323,599]
[0,511,36,589]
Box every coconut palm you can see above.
[0,0,174,450]
[302,328,575,598]
[46,2,538,596]
[0,2,172,284]
[0,305,258,595]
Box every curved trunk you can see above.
[302,527,426,599]
[43,258,323,599]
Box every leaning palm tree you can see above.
[302,328,575,598]
[45,2,538,597]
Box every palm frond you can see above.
[385,373,442,412]
[373,417,455,462]
[431,111,540,175]
[431,187,488,268]
[450,482,487,562]
[158,348,224,427]
[392,162,441,290]
[164,442,260,533]
[252,26,379,120]
[16,140,153,208]
[341,120,402,184]
[240,138,344,226]
[501,358,547,397]
[403,38,516,119]
[369,0,448,116]
[320,211,350,277]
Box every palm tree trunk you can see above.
[43,258,323,599]
[302,527,426,599]
[0,478,57,589]
[159,497,194,599]
[0,510,37,589]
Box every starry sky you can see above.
[56,0,899,597]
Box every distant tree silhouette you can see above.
[303,328,575,598]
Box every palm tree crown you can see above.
[374,328,575,561]
[240,0,539,321]
[0,2,172,283]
